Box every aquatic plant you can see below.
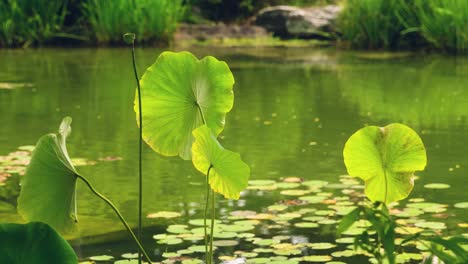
[136,51,250,263]
[16,117,153,263]
[339,123,468,264]
[0,0,69,47]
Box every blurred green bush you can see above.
[339,0,468,53]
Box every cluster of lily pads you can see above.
[81,175,467,263]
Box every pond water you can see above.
[0,47,467,263]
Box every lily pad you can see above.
[214,240,239,247]
[17,117,78,233]
[414,221,446,230]
[303,255,333,262]
[298,195,326,204]
[89,255,114,261]
[136,51,234,160]
[294,222,319,228]
[147,211,181,219]
[424,183,450,189]
[302,180,328,188]
[308,243,337,250]
[343,124,427,204]
[192,125,250,199]
[454,202,468,209]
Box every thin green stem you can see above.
[383,170,388,205]
[209,188,216,264]
[75,174,152,263]
[203,166,211,264]
[129,35,144,264]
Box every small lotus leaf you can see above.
[136,51,234,160]
[17,117,78,233]
[192,125,250,199]
[343,124,427,204]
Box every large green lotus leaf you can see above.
[343,124,426,204]
[0,222,77,264]
[192,125,250,199]
[135,51,234,160]
[17,117,78,233]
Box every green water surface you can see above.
[0,47,467,262]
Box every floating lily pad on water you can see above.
[280,189,310,196]
[276,182,301,189]
[158,237,184,245]
[188,245,217,253]
[89,255,114,261]
[414,221,447,230]
[182,259,203,264]
[298,195,326,204]
[395,207,424,218]
[302,180,328,188]
[114,260,147,264]
[343,124,427,204]
[308,243,337,250]
[121,253,138,259]
[214,231,238,239]
[222,224,255,232]
[424,183,450,189]
[136,51,234,160]
[335,237,355,244]
[454,202,468,209]
[253,238,279,246]
[0,82,33,90]
[294,222,319,228]
[268,204,288,211]
[147,211,182,219]
[167,224,190,234]
[214,240,239,247]
[303,255,333,262]
[162,252,180,258]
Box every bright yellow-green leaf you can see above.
[136,51,234,160]
[192,125,250,199]
[17,117,78,233]
[343,124,426,204]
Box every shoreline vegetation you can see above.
[0,0,467,53]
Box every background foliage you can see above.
[338,0,468,52]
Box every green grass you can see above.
[338,0,411,49]
[339,0,468,53]
[83,0,186,44]
[0,0,68,47]
[411,0,468,52]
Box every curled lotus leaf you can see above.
[192,125,250,199]
[17,117,78,233]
